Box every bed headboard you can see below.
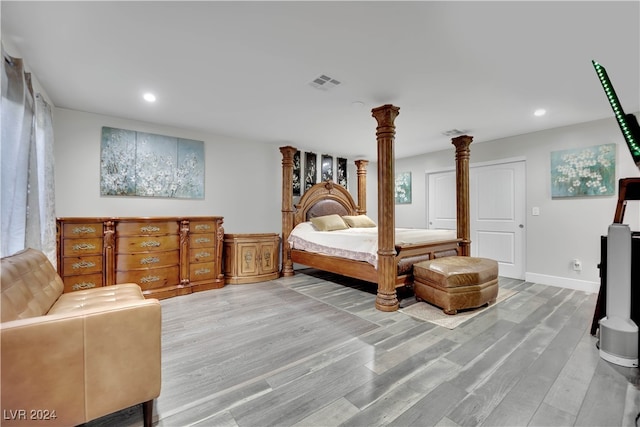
[293,181,359,226]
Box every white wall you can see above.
[53,108,284,235]
[370,116,640,291]
[53,108,361,236]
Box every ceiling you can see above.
[2,1,639,160]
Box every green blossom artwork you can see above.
[395,171,412,204]
[100,127,204,199]
[550,144,616,197]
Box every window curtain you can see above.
[1,45,56,264]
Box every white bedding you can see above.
[288,222,457,268]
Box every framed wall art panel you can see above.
[550,143,616,197]
[100,127,204,199]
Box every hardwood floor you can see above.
[83,269,640,427]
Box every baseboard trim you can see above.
[525,272,599,294]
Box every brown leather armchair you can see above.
[1,248,161,427]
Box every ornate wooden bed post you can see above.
[280,146,297,276]
[355,159,368,215]
[452,135,473,256]
[371,104,400,312]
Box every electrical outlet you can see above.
[572,258,582,271]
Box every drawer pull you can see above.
[195,251,211,258]
[194,224,211,231]
[140,275,161,283]
[195,268,211,275]
[72,226,96,234]
[140,225,161,233]
[72,282,96,291]
[72,260,96,269]
[72,243,97,251]
[140,241,161,248]
[195,237,211,244]
[140,256,160,265]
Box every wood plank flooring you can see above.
[82,269,640,427]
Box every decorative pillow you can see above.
[310,214,349,231]
[342,215,377,228]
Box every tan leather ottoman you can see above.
[412,256,499,315]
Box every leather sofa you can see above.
[1,248,161,427]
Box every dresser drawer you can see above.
[116,265,180,290]
[63,273,104,293]
[190,220,217,234]
[63,238,103,256]
[62,255,103,276]
[189,262,217,281]
[116,235,180,253]
[189,248,216,263]
[116,250,179,270]
[116,221,179,236]
[62,223,103,238]
[189,233,216,248]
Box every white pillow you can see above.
[342,215,377,228]
[310,214,349,231]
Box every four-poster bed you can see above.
[280,104,472,312]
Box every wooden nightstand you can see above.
[223,233,280,284]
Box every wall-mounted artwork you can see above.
[550,143,616,197]
[321,154,333,181]
[293,150,301,196]
[395,171,412,204]
[100,127,204,199]
[337,157,347,189]
[304,152,317,191]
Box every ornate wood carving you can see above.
[57,216,224,299]
[280,146,297,277]
[452,135,473,256]
[355,159,368,215]
[371,104,400,312]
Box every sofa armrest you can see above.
[1,299,161,426]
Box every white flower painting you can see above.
[100,127,204,199]
[550,144,615,197]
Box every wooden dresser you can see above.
[57,216,224,299]
[223,233,280,284]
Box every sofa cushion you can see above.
[48,283,146,315]
[1,248,64,322]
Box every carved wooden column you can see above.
[180,219,190,285]
[215,217,225,282]
[103,220,115,286]
[452,135,473,256]
[280,146,297,276]
[355,159,368,215]
[371,104,400,312]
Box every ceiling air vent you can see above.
[309,74,341,91]
[441,129,468,137]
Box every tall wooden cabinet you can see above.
[57,216,224,299]
[223,233,280,284]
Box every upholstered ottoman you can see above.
[412,256,499,315]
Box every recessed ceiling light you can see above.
[143,93,156,103]
[534,108,546,117]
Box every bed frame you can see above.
[280,104,473,312]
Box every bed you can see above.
[279,104,473,312]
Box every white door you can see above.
[426,160,526,279]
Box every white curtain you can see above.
[1,45,56,264]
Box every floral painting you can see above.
[293,150,301,196]
[550,143,616,197]
[304,152,317,191]
[337,157,347,189]
[321,154,333,181]
[100,127,204,198]
[395,171,412,204]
